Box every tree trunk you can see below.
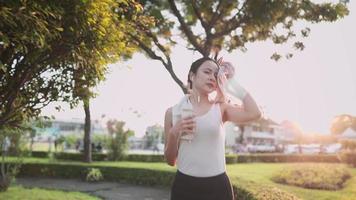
[238,125,245,144]
[83,99,92,163]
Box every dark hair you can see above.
[187,57,218,89]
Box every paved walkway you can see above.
[16,177,170,200]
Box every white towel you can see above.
[172,95,190,126]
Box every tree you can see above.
[106,120,135,161]
[124,0,349,93]
[27,116,52,153]
[0,0,141,163]
[330,114,356,135]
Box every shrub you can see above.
[271,163,351,190]
[106,120,134,161]
[339,152,356,168]
[232,178,301,200]
[29,151,48,158]
[85,168,103,182]
[225,154,237,164]
[339,139,356,167]
[54,152,108,161]
[236,153,339,163]
[10,161,302,200]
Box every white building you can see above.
[339,127,356,139]
[225,118,296,153]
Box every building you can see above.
[35,118,107,141]
[225,118,296,153]
[339,127,356,140]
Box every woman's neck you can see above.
[189,90,211,106]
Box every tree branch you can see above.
[128,32,187,94]
[136,23,170,58]
[212,0,248,39]
[208,0,224,29]
[191,0,209,33]
[168,0,205,55]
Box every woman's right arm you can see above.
[164,107,180,166]
[164,107,195,166]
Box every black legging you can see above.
[171,170,234,200]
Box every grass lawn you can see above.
[5,157,356,200]
[0,186,100,200]
[227,163,356,200]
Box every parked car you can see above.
[246,144,276,153]
[324,143,342,154]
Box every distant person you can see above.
[164,57,261,200]
[91,142,96,152]
[153,143,159,154]
[96,142,103,152]
[75,139,80,151]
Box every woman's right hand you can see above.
[170,116,196,137]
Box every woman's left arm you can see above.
[223,93,261,124]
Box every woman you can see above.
[164,56,261,200]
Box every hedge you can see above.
[53,152,108,161]
[30,151,49,158]
[15,163,174,186]
[25,151,341,164]
[236,153,340,163]
[7,161,300,200]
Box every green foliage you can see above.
[331,114,356,135]
[340,139,356,150]
[85,168,103,182]
[106,120,134,161]
[61,134,81,150]
[29,151,48,158]
[271,163,351,190]
[0,0,139,130]
[54,152,107,161]
[339,152,356,168]
[92,134,109,150]
[15,162,175,186]
[339,139,356,167]
[0,126,27,191]
[4,158,356,199]
[236,153,340,163]
[124,0,350,93]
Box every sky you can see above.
[42,1,356,137]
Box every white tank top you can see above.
[176,102,226,177]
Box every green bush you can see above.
[340,139,356,150]
[9,161,301,200]
[232,179,301,200]
[225,154,237,164]
[253,186,301,200]
[236,154,339,163]
[54,152,108,161]
[15,162,175,186]
[30,151,48,158]
[339,139,356,167]
[126,154,165,162]
[27,152,341,164]
[85,168,103,182]
[339,152,356,168]
[271,163,351,190]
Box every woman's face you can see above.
[190,60,219,94]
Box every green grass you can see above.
[0,186,100,200]
[4,157,356,200]
[271,163,351,190]
[31,143,51,151]
[227,163,356,200]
